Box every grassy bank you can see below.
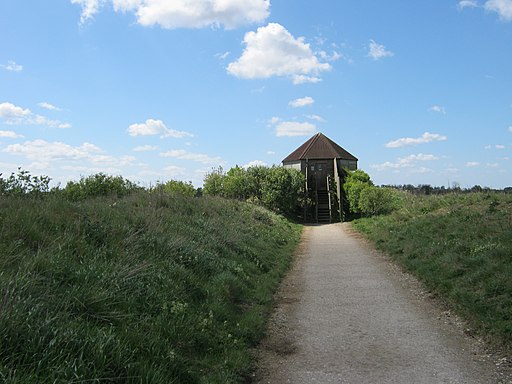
[0,192,302,383]
[352,192,512,349]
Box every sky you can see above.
[1,0,511,189]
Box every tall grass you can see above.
[0,192,301,383]
[352,192,512,349]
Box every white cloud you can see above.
[0,102,71,128]
[266,150,276,155]
[71,0,103,24]
[508,126,512,133]
[292,75,322,85]
[486,162,500,168]
[112,0,141,12]
[429,105,446,114]
[0,130,24,139]
[385,132,448,148]
[61,165,123,174]
[458,0,479,10]
[275,121,317,137]
[90,154,136,167]
[1,60,23,72]
[139,0,269,29]
[465,161,480,167]
[269,117,280,125]
[73,0,270,29]
[250,86,266,94]
[289,96,315,108]
[243,160,267,168]
[0,102,31,120]
[227,23,331,83]
[486,143,508,150]
[38,102,61,111]
[216,51,230,60]
[30,115,71,129]
[162,165,187,178]
[371,153,439,171]
[306,114,326,122]
[128,119,193,138]
[406,153,440,162]
[160,149,225,165]
[4,139,138,174]
[367,40,394,61]
[318,50,342,62]
[133,144,158,152]
[4,140,102,162]
[485,0,512,21]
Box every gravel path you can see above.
[254,223,505,384]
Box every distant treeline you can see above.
[382,184,512,195]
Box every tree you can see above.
[261,166,305,215]
[223,166,256,200]
[343,170,373,214]
[203,167,225,196]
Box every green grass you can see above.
[352,192,512,350]
[0,192,302,383]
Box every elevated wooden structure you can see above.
[282,133,358,223]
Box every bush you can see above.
[358,186,399,215]
[343,169,373,215]
[157,179,196,197]
[261,167,305,215]
[343,170,403,217]
[62,173,140,201]
[223,166,256,200]
[203,165,305,217]
[0,168,51,197]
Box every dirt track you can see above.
[254,223,509,384]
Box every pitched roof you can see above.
[282,133,358,163]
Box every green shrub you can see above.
[157,179,196,197]
[62,173,140,201]
[343,169,373,214]
[343,170,404,217]
[223,166,256,200]
[203,167,225,196]
[358,186,400,216]
[261,166,305,215]
[203,166,305,218]
[0,168,51,197]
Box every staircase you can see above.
[316,190,331,223]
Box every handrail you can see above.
[327,176,332,223]
[314,190,318,223]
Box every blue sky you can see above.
[1,0,511,188]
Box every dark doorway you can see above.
[308,162,328,191]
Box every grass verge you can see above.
[352,192,512,350]
[0,192,302,383]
